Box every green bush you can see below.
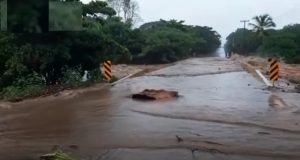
[0,72,44,101]
[62,67,83,87]
[1,85,44,101]
[15,72,44,87]
[261,24,300,64]
[89,69,103,82]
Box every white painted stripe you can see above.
[111,73,134,86]
[256,70,272,87]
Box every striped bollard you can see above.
[268,58,279,87]
[103,60,112,82]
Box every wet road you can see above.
[1,57,300,160]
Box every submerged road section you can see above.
[0,57,300,160]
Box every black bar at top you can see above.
[7,0,49,33]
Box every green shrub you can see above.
[62,67,83,87]
[1,85,44,101]
[259,24,300,64]
[15,72,44,87]
[1,86,23,100]
[89,69,103,83]
[0,72,44,101]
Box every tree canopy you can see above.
[249,14,276,38]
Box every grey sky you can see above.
[82,0,300,43]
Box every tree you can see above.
[125,0,140,25]
[261,24,300,63]
[135,20,221,64]
[107,0,122,16]
[191,26,221,53]
[225,28,261,55]
[107,0,141,25]
[139,19,168,30]
[249,14,276,38]
[83,0,116,18]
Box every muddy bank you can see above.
[233,54,300,81]
[233,54,300,92]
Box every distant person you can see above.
[225,50,232,59]
[228,51,232,58]
[225,51,229,58]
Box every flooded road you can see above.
[1,57,300,160]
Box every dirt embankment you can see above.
[233,54,300,91]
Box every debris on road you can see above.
[257,132,271,135]
[132,89,179,100]
[40,151,75,160]
[175,135,183,142]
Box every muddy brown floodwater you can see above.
[1,57,300,160]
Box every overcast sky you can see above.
[82,0,300,43]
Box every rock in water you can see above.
[132,89,179,100]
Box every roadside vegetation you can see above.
[225,14,300,64]
[0,0,221,101]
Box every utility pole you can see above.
[240,20,249,30]
[240,20,249,55]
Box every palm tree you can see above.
[249,14,276,38]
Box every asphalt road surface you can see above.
[1,57,300,160]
